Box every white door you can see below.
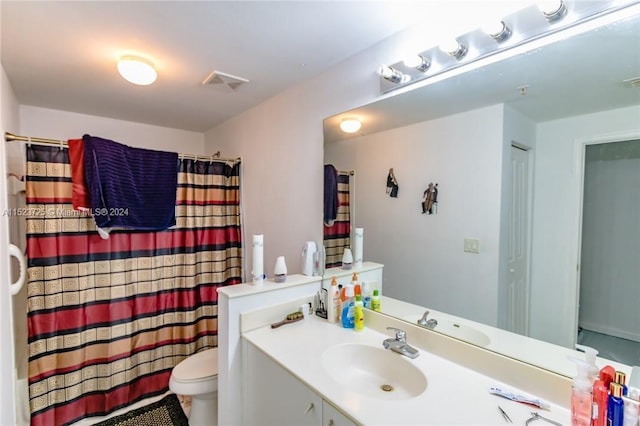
[507,145,530,335]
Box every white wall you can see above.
[579,146,640,342]
[530,105,640,347]
[1,63,20,426]
[19,106,205,156]
[325,104,505,326]
[203,26,419,284]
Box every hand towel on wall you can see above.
[82,134,179,231]
[67,138,91,212]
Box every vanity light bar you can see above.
[377,0,631,92]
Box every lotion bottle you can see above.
[327,277,340,324]
[607,382,624,426]
[371,289,381,312]
[354,295,364,332]
[570,357,593,426]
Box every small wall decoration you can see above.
[421,182,438,214]
[386,168,399,198]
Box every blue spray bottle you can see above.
[340,284,355,328]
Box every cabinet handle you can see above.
[304,403,314,415]
[327,420,335,426]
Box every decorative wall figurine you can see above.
[386,168,399,198]
[421,182,438,214]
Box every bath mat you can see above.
[92,394,189,426]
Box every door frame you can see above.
[572,130,640,346]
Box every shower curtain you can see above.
[24,145,242,426]
[323,171,351,268]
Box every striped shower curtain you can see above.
[24,145,242,426]
[323,171,351,268]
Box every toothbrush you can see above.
[490,386,551,410]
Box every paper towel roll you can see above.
[354,228,364,267]
[252,234,264,286]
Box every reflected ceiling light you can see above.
[481,20,513,42]
[117,55,157,85]
[536,0,567,22]
[377,64,410,84]
[403,55,431,72]
[339,118,362,134]
[439,39,468,60]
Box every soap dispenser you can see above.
[569,357,594,426]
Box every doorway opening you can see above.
[576,138,640,366]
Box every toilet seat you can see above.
[172,348,218,383]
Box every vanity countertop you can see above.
[242,314,571,425]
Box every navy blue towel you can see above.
[82,134,178,230]
[324,164,338,225]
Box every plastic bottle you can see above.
[340,284,355,328]
[371,289,381,312]
[354,295,364,332]
[576,345,599,380]
[592,379,608,426]
[327,277,340,324]
[361,281,372,309]
[607,382,624,426]
[600,365,616,389]
[569,357,593,426]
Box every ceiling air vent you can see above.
[622,76,640,88]
[201,70,249,90]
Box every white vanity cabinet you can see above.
[322,400,356,426]
[243,340,357,426]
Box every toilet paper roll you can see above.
[252,234,264,286]
[354,228,364,267]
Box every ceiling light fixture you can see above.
[377,65,410,84]
[439,39,468,60]
[537,0,568,22]
[117,56,157,85]
[482,20,513,42]
[403,55,431,72]
[340,118,362,134]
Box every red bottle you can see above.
[591,379,608,426]
[600,366,616,389]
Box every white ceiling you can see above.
[1,0,449,133]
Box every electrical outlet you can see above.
[464,238,480,254]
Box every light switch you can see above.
[464,238,480,254]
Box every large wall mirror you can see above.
[323,4,640,377]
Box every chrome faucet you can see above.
[383,327,419,359]
[417,310,438,329]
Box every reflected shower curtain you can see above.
[323,171,351,268]
[25,145,242,426]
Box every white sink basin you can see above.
[321,343,427,400]
[413,317,491,347]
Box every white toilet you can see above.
[169,347,218,426]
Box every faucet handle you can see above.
[386,326,406,342]
[418,310,430,325]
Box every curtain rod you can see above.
[4,132,240,163]
[338,170,355,176]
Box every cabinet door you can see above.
[243,341,322,426]
[322,400,357,426]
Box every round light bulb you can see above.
[340,118,362,134]
[403,55,423,68]
[439,39,461,55]
[117,56,157,85]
